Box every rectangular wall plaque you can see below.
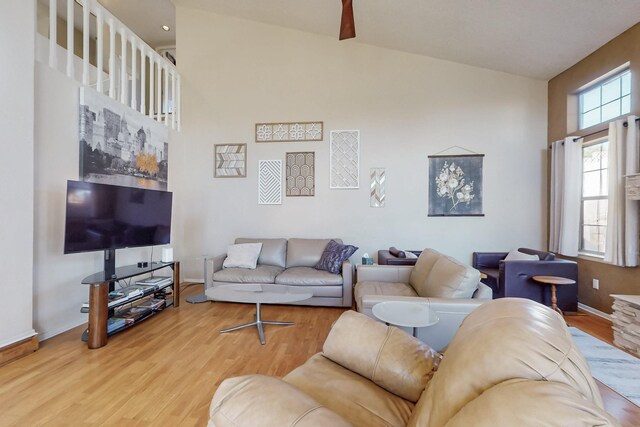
[255,121,323,142]
[258,160,282,205]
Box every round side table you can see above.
[372,301,439,337]
[532,275,576,315]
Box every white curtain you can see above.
[549,137,582,256]
[605,116,639,267]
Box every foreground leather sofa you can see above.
[205,238,353,307]
[208,298,619,427]
[355,248,492,351]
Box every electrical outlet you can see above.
[592,278,600,290]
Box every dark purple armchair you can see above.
[472,248,577,312]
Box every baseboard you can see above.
[0,335,39,367]
[578,302,612,321]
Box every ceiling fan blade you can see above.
[339,0,356,40]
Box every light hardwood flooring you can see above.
[0,285,637,426]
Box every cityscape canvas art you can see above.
[79,86,169,190]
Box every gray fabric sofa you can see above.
[204,238,353,307]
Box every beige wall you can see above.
[0,0,37,348]
[548,23,640,314]
[175,8,549,266]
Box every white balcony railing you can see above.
[43,0,180,131]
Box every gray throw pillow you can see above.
[315,240,358,274]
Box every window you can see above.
[579,69,631,129]
[580,140,609,255]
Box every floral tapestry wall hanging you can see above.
[428,154,484,216]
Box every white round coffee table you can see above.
[372,301,439,336]
[206,284,312,345]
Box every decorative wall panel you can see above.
[255,121,323,142]
[370,168,386,207]
[258,160,282,205]
[214,144,246,178]
[286,152,315,196]
[330,130,360,189]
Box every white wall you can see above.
[175,9,549,264]
[33,61,184,340]
[0,0,37,348]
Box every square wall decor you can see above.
[258,160,282,205]
[214,144,246,178]
[256,121,323,142]
[330,130,360,189]
[286,152,315,196]
[428,154,484,216]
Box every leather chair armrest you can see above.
[357,265,412,283]
[209,375,350,427]
[204,254,226,290]
[472,252,508,269]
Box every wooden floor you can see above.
[0,285,637,426]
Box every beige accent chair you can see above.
[208,299,619,427]
[355,248,492,351]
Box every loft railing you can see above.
[44,0,180,131]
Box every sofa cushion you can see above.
[284,354,414,427]
[354,281,417,310]
[408,249,441,292]
[315,240,358,274]
[222,243,263,269]
[409,249,480,298]
[322,311,439,402]
[213,265,284,284]
[210,374,351,427]
[235,238,287,268]
[414,298,603,427]
[436,379,620,427]
[286,238,342,268]
[275,267,343,286]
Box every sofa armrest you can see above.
[473,282,493,299]
[322,311,439,402]
[209,375,350,427]
[341,260,353,307]
[204,254,226,290]
[356,265,412,283]
[472,252,508,269]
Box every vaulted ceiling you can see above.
[100,0,640,80]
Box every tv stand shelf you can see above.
[82,261,180,349]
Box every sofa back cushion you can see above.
[518,247,556,261]
[235,238,287,268]
[322,311,439,403]
[286,238,341,268]
[409,249,480,298]
[409,298,603,427]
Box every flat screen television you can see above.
[63,180,172,254]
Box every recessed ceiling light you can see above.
[161,25,170,32]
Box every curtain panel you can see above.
[549,137,582,257]
[605,116,639,267]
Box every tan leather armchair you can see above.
[208,299,619,427]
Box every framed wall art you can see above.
[258,160,282,205]
[286,152,315,196]
[428,154,484,216]
[255,121,323,142]
[214,143,247,178]
[330,130,360,189]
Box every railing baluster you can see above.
[109,19,115,98]
[149,56,155,119]
[82,0,90,85]
[164,64,169,126]
[120,29,127,104]
[176,75,181,131]
[49,0,57,69]
[171,70,176,129]
[131,37,137,110]
[156,61,162,123]
[96,7,103,93]
[66,0,74,78]
[140,47,146,115]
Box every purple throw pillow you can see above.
[315,240,358,274]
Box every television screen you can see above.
[64,180,172,254]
